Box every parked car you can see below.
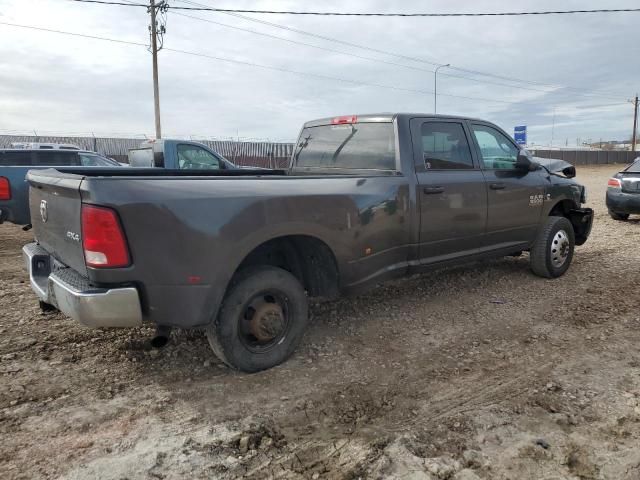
[128,139,237,169]
[22,114,592,372]
[10,142,81,150]
[606,157,640,220]
[0,149,121,225]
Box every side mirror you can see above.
[515,150,540,172]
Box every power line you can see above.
[0,20,147,46]
[0,20,517,105]
[69,0,631,100]
[0,20,630,110]
[67,1,640,17]
[172,10,630,102]
[172,0,629,101]
[160,47,524,105]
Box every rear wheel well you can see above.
[234,236,340,299]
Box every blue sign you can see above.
[514,125,527,146]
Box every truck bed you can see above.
[49,167,287,177]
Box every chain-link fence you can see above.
[530,149,638,165]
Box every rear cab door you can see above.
[468,121,545,250]
[410,117,487,263]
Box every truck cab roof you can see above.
[302,113,489,128]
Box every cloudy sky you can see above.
[0,0,638,145]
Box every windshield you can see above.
[294,122,396,171]
[625,158,640,172]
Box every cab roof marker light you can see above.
[331,115,358,125]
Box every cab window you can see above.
[420,122,474,169]
[471,124,519,170]
[0,151,33,166]
[177,144,221,170]
[79,153,118,166]
[34,151,79,166]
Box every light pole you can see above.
[550,107,556,147]
[434,63,450,114]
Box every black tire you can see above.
[206,266,308,373]
[530,216,575,278]
[609,210,629,221]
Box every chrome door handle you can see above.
[490,183,506,190]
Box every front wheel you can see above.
[206,266,308,373]
[530,216,575,278]
[609,210,629,221]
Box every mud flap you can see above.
[569,208,593,246]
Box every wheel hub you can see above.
[551,229,570,268]
[249,303,285,343]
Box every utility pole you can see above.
[433,64,450,114]
[632,94,638,152]
[148,1,167,139]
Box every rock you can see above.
[203,360,211,368]
[259,436,273,450]
[424,457,461,479]
[462,450,486,469]
[453,469,482,480]
[368,440,432,479]
[238,435,250,454]
[535,438,550,449]
[312,473,320,480]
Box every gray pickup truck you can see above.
[23,114,592,372]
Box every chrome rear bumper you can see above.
[23,242,142,328]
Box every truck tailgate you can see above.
[28,169,86,276]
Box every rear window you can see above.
[625,158,640,172]
[0,151,80,166]
[294,122,396,170]
[34,151,79,166]
[0,151,33,166]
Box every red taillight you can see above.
[331,115,358,125]
[607,178,622,188]
[0,177,10,200]
[81,205,130,268]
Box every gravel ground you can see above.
[1,164,639,480]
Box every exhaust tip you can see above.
[150,326,172,349]
[150,335,169,349]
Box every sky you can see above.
[0,0,638,145]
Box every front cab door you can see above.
[469,122,545,251]
[410,118,488,264]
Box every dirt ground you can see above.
[1,164,639,480]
